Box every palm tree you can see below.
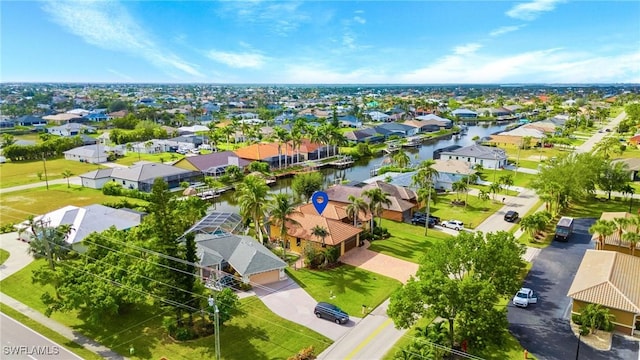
[588,219,616,250]
[268,193,301,260]
[236,175,272,244]
[392,151,411,170]
[274,127,290,168]
[451,180,468,202]
[489,182,502,201]
[311,225,329,247]
[477,189,490,209]
[622,232,640,256]
[345,195,369,227]
[499,174,514,193]
[363,188,392,231]
[27,219,73,270]
[593,136,624,159]
[412,160,439,236]
[612,217,630,246]
[61,169,73,188]
[310,126,327,160]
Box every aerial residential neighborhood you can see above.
[1,82,639,360]
[2,1,640,359]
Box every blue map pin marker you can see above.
[311,191,329,215]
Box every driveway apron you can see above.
[339,242,419,284]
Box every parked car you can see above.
[413,212,440,224]
[512,288,538,308]
[504,210,519,222]
[314,302,349,324]
[441,220,464,231]
[411,215,436,228]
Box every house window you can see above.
[296,238,301,246]
[467,157,471,162]
[455,156,459,160]
[321,243,327,248]
[122,180,126,185]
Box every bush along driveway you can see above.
[507,218,639,360]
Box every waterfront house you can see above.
[451,108,478,119]
[80,162,202,192]
[439,144,507,170]
[374,123,418,138]
[173,151,251,176]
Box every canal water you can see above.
[211,122,513,213]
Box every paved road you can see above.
[575,111,627,154]
[1,313,83,360]
[507,218,639,360]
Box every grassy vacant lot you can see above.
[1,260,331,360]
[480,169,538,189]
[0,304,103,360]
[0,185,148,226]
[368,219,452,263]
[0,157,105,188]
[428,193,504,229]
[114,152,185,166]
[286,264,401,315]
[563,196,639,219]
[513,159,541,170]
[0,248,9,265]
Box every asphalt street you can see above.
[507,218,639,360]
[0,313,82,360]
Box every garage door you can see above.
[344,238,357,252]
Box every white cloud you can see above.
[397,47,640,83]
[453,43,482,55]
[490,25,523,37]
[206,50,267,68]
[353,16,366,24]
[219,1,311,36]
[42,1,202,77]
[506,0,562,21]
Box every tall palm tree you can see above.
[588,219,616,250]
[622,232,640,256]
[392,151,411,170]
[489,182,502,201]
[412,160,439,236]
[274,127,290,168]
[236,175,272,244]
[345,195,369,227]
[363,188,392,231]
[612,217,630,246]
[310,126,327,160]
[268,193,301,259]
[451,180,468,202]
[290,128,303,164]
[27,219,73,270]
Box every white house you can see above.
[430,159,477,191]
[439,144,507,170]
[63,145,108,163]
[48,123,96,137]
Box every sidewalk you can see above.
[0,232,126,359]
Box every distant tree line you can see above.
[2,136,83,161]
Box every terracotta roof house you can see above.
[592,212,640,257]
[173,151,251,176]
[439,144,507,170]
[567,250,640,335]
[80,162,202,192]
[195,233,287,286]
[297,201,370,225]
[628,134,640,146]
[324,183,417,223]
[270,210,363,257]
[234,140,328,166]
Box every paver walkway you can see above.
[339,241,419,284]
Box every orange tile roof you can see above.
[233,143,280,160]
[285,212,362,246]
[298,201,370,222]
[567,250,640,314]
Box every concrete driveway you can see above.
[0,232,34,281]
[339,242,419,284]
[507,218,639,360]
[253,278,360,341]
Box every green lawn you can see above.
[0,157,105,188]
[428,193,505,229]
[0,185,148,226]
[512,159,541,170]
[1,260,331,359]
[368,219,452,263]
[480,169,538,189]
[563,196,639,218]
[286,264,401,315]
[470,184,519,197]
[0,248,9,265]
[114,152,185,166]
[0,304,103,360]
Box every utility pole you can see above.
[42,153,49,190]
[208,296,221,360]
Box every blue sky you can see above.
[2,0,639,84]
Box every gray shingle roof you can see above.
[440,144,506,160]
[194,234,286,276]
[110,163,193,182]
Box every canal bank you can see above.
[210,122,515,213]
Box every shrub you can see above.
[288,346,316,360]
[162,317,177,337]
[175,327,196,341]
[102,182,123,196]
[0,223,15,234]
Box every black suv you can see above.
[314,302,349,324]
[411,215,436,228]
[504,210,519,222]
